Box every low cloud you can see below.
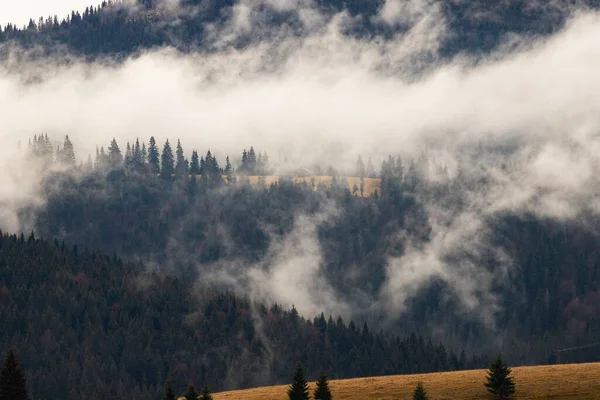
[2,1,600,330]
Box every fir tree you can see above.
[484,355,516,399]
[163,377,176,400]
[190,150,200,175]
[141,142,147,165]
[412,382,428,400]
[313,370,332,400]
[241,149,248,173]
[175,139,187,178]
[366,157,376,178]
[133,138,143,167]
[356,155,365,178]
[200,385,213,400]
[247,146,257,174]
[0,348,31,400]
[108,138,123,168]
[148,136,160,174]
[288,362,310,400]
[160,139,175,179]
[124,141,133,169]
[184,384,199,400]
[225,156,233,183]
[61,135,76,166]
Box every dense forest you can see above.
[11,134,600,368]
[1,0,599,58]
[0,231,479,400]
[2,0,600,398]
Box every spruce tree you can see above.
[313,370,332,400]
[148,136,160,174]
[184,384,199,400]
[413,382,428,400]
[225,156,233,183]
[133,138,143,168]
[190,150,200,175]
[175,139,187,178]
[356,155,365,178]
[108,138,123,168]
[200,385,213,400]
[163,377,176,400]
[62,135,76,166]
[484,355,515,399]
[160,139,175,179]
[288,362,310,400]
[0,348,31,400]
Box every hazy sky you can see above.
[0,0,95,27]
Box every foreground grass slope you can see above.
[214,363,600,400]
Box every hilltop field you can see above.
[243,176,382,198]
[212,363,600,400]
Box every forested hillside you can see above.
[1,0,599,58]
[11,134,600,369]
[3,0,600,398]
[0,232,474,400]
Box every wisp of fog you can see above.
[2,0,600,333]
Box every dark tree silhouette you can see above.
[0,348,31,400]
[200,385,213,400]
[484,355,516,399]
[413,382,428,400]
[163,377,177,400]
[288,362,310,400]
[313,370,332,400]
[184,384,199,400]
[160,139,175,179]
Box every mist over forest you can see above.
[3,1,600,399]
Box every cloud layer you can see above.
[2,1,600,332]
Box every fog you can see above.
[2,0,600,330]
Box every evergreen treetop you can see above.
[184,384,200,400]
[163,377,177,400]
[0,348,31,400]
[313,370,332,400]
[412,382,428,400]
[484,355,516,399]
[200,385,213,400]
[288,362,310,400]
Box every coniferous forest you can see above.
[3,0,600,399]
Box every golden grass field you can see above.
[210,363,600,400]
[243,176,382,198]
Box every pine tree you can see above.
[412,382,428,400]
[356,155,365,178]
[190,150,200,175]
[134,138,143,168]
[108,138,123,168]
[124,141,133,169]
[184,384,199,400]
[241,149,248,173]
[484,355,516,399]
[200,385,213,400]
[160,139,174,180]
[248,146,257,174]
[288,362,310,400]
[366,157,376,178]
[175,139,188,178]
[225,156,233,183]
[0,348,31,400]
[313,370,332,400]
[62,135,76,166]
[148,136,160,174]
[163,377,176,400]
